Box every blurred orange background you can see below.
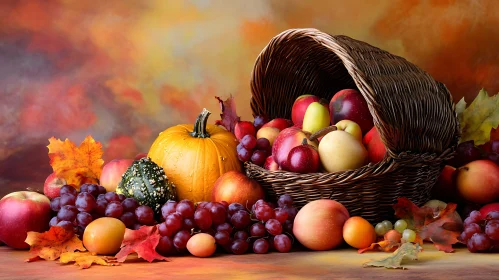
[0,0,498,196]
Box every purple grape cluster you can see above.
[49,183,155,237]
[460,210,499,252]
[155,194,298,256]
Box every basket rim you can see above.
[249,27,460,162]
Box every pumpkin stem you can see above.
[190,108,211,138]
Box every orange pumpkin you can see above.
[148,108,242,203]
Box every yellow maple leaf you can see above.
[59,252,120,269]
[47,135,104,188]
[25,226,86,261]
[455,89,499,145]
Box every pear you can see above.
[302,101,330,134]
[318,130,368,172]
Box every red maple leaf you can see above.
[393,198,463,253]
[115,225,169,263]
[215,95,240,133]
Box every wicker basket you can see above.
[245,28,460,223]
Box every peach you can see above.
[342,216,376,249]
[293,199,350,251]
[186,233,217,257]
[83,217,125,255]
[456,160,499,204]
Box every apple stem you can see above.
[310,125,337,141]
[301,138,308,145]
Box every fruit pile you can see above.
[1,87,498,269]
[232,89,385,173]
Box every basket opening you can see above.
[250,34,358,120]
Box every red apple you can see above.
[480,203,499,217]
[272,126,317,168]
[293,199,350,251]
[100,159,134,192]
[43,172,67,199]
[211,171,265,208]
[363,126,386,164]
[284,139,320,173]
[261,118,294,131]
[431,165,458,202]
[329,89,374,134]
[456,160,499,204]
[264,156,280,171]
[234,121,256,141]
[0,191,51,249]
[291,95,321,127]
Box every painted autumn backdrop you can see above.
[0,0,498,196]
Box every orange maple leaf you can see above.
[115,225,169,263]
[47,135,104,188]
[358,240,399,254]
[25,226,86,261]
[59,252,119,269]
[393,198,463,253]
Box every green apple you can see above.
[334,120,362,142]
[302,101,330,134]
[318,130,368,172]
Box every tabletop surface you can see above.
[1,243,498,280]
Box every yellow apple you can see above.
[256,126,280,146]
[318,130,368,172]
[302,101,330,134]
[334,120,362,142]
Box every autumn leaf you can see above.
[363,242,423,270]
[47,135,104,187]
[393,197,463,253]
[215,95,240,133]
[358,240,399,254]
[115,225,169,263]
[455,89,499,145]
[25,226,86,262]
[59,252,119,269]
